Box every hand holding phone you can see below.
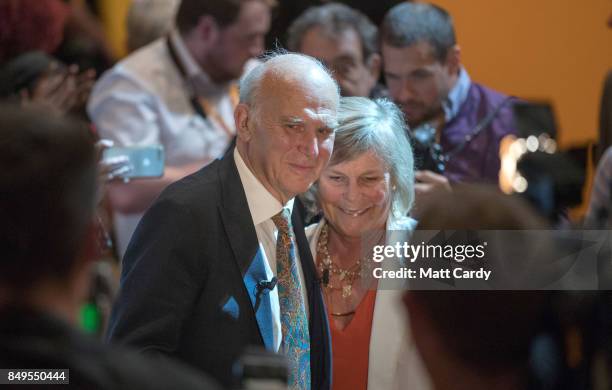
[102,144,165,179]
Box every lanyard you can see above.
[197,88,239,139]
[166,35,238,138]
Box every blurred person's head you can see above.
[0,105,98,322]
[236,52,340,204]
[309,96,414,238]
[0,51,95,117]
[175,0,273,83]
[287,3,381,98]
[381,2,460,128]
[0,0,68,63]
[405,185,551,390]
[417,184,548,230]
[0,51,56,99]
[127,0,180,52]
[405,290,550,390]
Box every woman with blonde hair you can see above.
[306,96,430,390]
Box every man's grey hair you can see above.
[239,51,339,115]
[308,96,415,218]
[287,3,379,62]
[381,2,456,62]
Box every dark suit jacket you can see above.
[0,307,219,390]
[107,147,332,389]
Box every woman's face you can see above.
[318,150,391,239]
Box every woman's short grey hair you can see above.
[309,96,415,218]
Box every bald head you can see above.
[235,52,340,203]
[239,52,339,113]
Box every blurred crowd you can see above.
[0,1,611,389]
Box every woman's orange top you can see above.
[328,289,377,390]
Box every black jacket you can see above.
[0,307,219,389]
[107,148,332,389]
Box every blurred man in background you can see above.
[380,2,517,213]
[287,2,385,98]
[88,0,272,257]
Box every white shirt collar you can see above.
[169,29,230,98]
[169,29,204,79]
[443,67,471,122]
[234,148,295,226]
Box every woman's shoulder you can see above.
[305,219,326,245]
[305,219,326,256]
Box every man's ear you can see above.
[234,103,253,142]
[195,15,220,47]
[445,44,461,76]
[366,53,382,80]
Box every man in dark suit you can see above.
[107,53,340,389]
[0,105,219,389]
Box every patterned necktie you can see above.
[272,208,311,390]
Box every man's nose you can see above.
[396,79,416,103]
[299,132,319,158]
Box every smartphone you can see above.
[103,145,165,179]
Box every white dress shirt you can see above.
[234,148,309,352]
[87,31,239,257]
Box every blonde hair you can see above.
[308,96,415,218]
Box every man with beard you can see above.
[88,0,272,257]
[380,2,517,207]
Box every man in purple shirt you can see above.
[380,2,517,211]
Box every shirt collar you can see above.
[443,67,471,122]
[169,29,204,79]
[234,148,294,226]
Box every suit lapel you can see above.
[368,223,410,388]
[368,290,405,389]
[369,219,430,390]
[292,198,317,301]
[217,148,275,350]
[369,290,432,390]
[241,247,275,350]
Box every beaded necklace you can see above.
[316,224,364,299]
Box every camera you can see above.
[499,101,587,223]
[408,123,446,174]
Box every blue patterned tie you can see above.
[272,208,311,390]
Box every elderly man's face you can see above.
[207,1,271,82]
[299,26,380,97]
[383,41,455,128]
[236,70,338,203]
